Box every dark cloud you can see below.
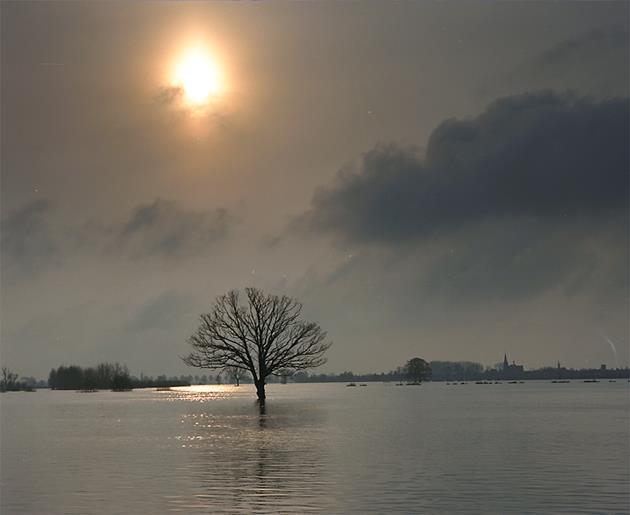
[1,199,56,278]
[493,25,629,99]
[536,25,628,67]
[119,199,231,258]
[301,92,628,243]
[298,92,628,300]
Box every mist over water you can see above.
[2,382,628,514]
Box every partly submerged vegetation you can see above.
[49,363,132,391]
[11,357,629,395]
[48,363,190,391]
[1,367,42,392]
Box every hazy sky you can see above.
[2,1,628,378]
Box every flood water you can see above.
[1,381,628,514]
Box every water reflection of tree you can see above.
[183,401,334,513]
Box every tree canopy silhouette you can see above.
[405,357,432,383]
[183,288,331,401]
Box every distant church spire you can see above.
[503,354,509,370]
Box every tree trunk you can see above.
[255,380,266,402]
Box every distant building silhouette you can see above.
[501,353,524,379]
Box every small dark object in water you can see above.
[508,381,518,384]
[346,383,357,387]
[156,387,172,392]
[583,379,599,383]
[359,383,368,387]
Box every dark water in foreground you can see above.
[1,382,628,514]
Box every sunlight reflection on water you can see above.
[1,382,629,514]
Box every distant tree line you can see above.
[133,374,192,388]
[429,361,484,380]
[26,358,630,393]
[165,368,290,386]
[48,363,196,390]
[443,362,629,381]
[292,357,433,383]
[49,363,134,391]
[512,366,630,381]
[293,369,406,383]
[291,360,630,383]
[1,367,42,392]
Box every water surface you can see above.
[1,382,628,513]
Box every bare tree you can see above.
[1,367,19,392]
[224,365,248,386]
[183,288,331,402]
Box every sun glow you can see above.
[172,48,223,106]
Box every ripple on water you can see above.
[1,382,628,513]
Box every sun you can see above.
[172,48,223,106]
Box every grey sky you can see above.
[1,1,628,377]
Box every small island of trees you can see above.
[0,367,43,392]
[49,363,133,391]
[47,363,191,391]
[404,357,432,383]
